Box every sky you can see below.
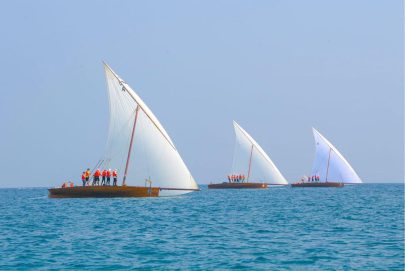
[0,0,403,187]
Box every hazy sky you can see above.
[0,0,403,187]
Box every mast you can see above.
[325,148,332,182]
[247,145,254,181]
[122,105,140,186]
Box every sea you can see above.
[0,184,403,270]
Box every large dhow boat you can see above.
[49,63,199,198]
[292,128,362,188]
[208,121,288,189]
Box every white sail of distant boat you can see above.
[98,63,199,196]
[231,121,287,185]
[311,128,362,184]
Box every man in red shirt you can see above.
[106,169,111,186]
[93,169,101,186]
[101,170,107,186]
[81,172,86,187]
[112,169,118,186]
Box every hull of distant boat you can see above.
[291,182,344,188]
[268,183,289,187]
[48,186,160,198]
[208,182,268,189]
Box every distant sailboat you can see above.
[208,121,287,189]
[49,63,199,197]
[292,128,362,188]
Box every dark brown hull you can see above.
[48,186,160,198]
[208,182,268,189]
[291,182,344,188]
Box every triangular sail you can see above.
[311,128,362,184]
[231,121,287,185]
[100,63,198,195]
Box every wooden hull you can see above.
[291,182,344,188]
[208,182,268,189]
[48,186,160,198]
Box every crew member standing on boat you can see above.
[92,171,96,186]
[106,169,111,186]
[85,168,91,184]
[112,169,118,186]
[101,169,107,186]
[81,172,86,187]
[93,169,101,186]
[227,175,231,183]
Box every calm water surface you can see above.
[0,184,403,270]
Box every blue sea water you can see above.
[0,184,403,270]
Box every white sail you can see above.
[231,121,287,185]
[311,128,362,184]
[100,63,198,195]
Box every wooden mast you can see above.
[122,105,140,186]
[325,148,332,182]
[247,145,254,181]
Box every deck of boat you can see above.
[291,182,344,188]
[208,182,268,189]
[48,186,160,198]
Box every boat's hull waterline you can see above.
[208,182,268,189]
[48,186,160,198]
[291,182,344,188]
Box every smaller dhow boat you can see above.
[49,63,199,198]
[291,128,362,188]
[208,121,287,189]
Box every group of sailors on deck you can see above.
[300,175,321,183]
[227,174,246,183]
[81,168,119,187]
